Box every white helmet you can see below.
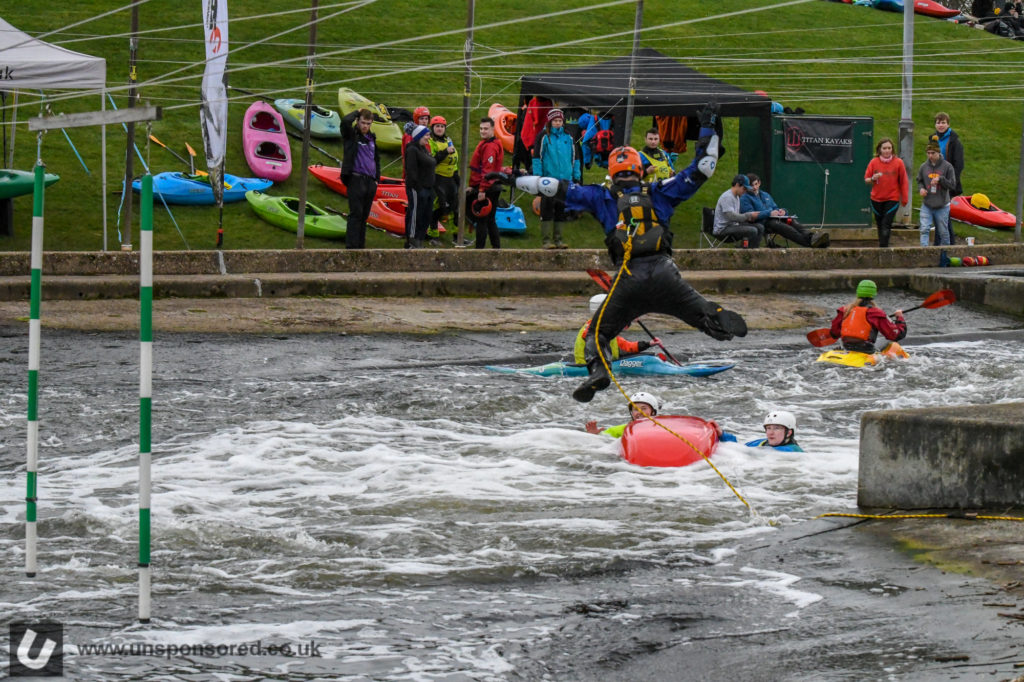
[763,410,796,431]
[589,294,607,314]
[629,391,662,415]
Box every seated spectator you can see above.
[739,174,829,248]
[713,175,764,247]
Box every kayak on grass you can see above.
[485,353,735,377]
[495,205,527,234]
[308,165,407,201]
[619,415,719,467]
[242,101,292,182]
[131,172,272,205]
[816,342,909,367]
[487,102,517,154]
[950,194,1017,230]
[273,98,341,139]
[245,190,346,240]
[337,87,403,152]
[366,197,446,236]
[0,169,60,200]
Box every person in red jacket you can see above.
[468,116,505,249]
[829,279,907,354]
[864,137,909,248]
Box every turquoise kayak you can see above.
[485,353,734,377]
[0,169,60,200]
[131,172,272,205]
[274,98,341,139]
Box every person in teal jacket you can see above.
[745,410,804,452]
[532,109,582,249]
[585,391,739,442]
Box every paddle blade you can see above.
[586,268,612,292]
[185,142,197,157]
[922,288,956,309]
[806,328,838,347]
[148,134,167,148]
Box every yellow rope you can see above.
[592,230,753,513]
[818,512,1024,522]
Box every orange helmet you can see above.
[608,146,643,179]
[413,106,430,121]
[471,197,493,218]
[430,115,447,127]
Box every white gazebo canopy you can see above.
[0,17,106,89]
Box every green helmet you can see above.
[856,279,877,299]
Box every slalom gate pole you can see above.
[25,162,45,578]
[138,174,153,622]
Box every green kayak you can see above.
[245,190,347,240]
[0,169,60,200]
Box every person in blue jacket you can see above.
[577,110,614,169]
[745,410,804,452]
[532,109,581,249]
[512,102,748,403]
[739,174,829,248]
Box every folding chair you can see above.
[699,206,738,248]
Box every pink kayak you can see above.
[242,101,292,183]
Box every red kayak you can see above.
[308,165,407,202]
[619,415,718,468]
[911,0,960,18]
[950,194,1017,230]
[366,198,446,236]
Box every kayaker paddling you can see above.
[829,279,907,355]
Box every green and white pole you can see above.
[25,162,45,578]
[138,174,153,622]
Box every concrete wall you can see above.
[858,403,1024,509]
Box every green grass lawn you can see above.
[2,0,1021,252]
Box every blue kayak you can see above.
[495,205,527,234]
[485,353,734,378]
[131,172,272,205]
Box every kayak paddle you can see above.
[185,142,198,176]
[805,288,957,347]
[585,268,683,366]
[285,129,341,164]
[149,134,207,176]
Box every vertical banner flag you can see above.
[782,117,854,164]
[200,0,229,209]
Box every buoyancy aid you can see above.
[574,320,622,364]
[642,147,674,181]
[840,306,874,343]
[428,136,458,177]
[610,184,667,259]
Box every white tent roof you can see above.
[0,17,105,90]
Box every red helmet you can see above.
[430,115,447,127]
[413,106,430,121]
[608,146,643,179]
[470,197,493,218]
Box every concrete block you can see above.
[859,403,1024,509]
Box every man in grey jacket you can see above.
[713,174,763,247]
[916,141,957,246]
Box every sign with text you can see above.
[783,118,854,164]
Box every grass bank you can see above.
[3,0,1022,252]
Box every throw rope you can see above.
[592,228,754,514]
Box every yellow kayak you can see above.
[817,342,909,367]
[337,87,403,152]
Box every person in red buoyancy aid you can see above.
[829,279,907,354]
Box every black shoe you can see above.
[572,365,611,403]
[810,232,830,248]
[703,304,748,340]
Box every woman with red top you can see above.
[864,138,909,248]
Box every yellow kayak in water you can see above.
[816,342,909,367]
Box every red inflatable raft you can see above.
[619,415,719,468]
[950,194,1017,230]
[308,165,407,202]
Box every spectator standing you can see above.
[932,112,964,197]
[339,108,379,250]
[713,175,764,247]
[531,108,581,249]
[916,140,956,247]
[468,116,504,249]
[427,116,459,246]
[740,173,829,248]
[403,125,446,249]
[639,128,676,182]
[863,137,908,248]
